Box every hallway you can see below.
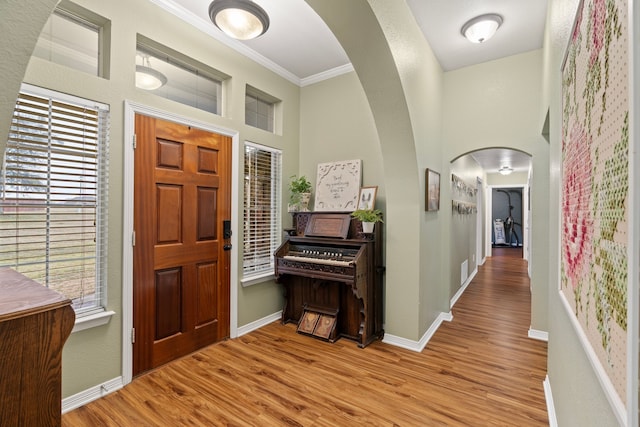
[63,251,548,426]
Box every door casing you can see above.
[122,101,240,386]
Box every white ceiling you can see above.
[469,148,532,175]
[154,0,546,173]
[407,0,548,71]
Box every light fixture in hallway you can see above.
[499,166,513,175]
[461,14,503,44]
[135,56,167,91]
[208,0,270,40]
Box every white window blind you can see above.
[243,142,281,276]
[0,85,109,316]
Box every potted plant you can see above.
[351,209,383,233]
[288,175,312,211]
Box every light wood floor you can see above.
[63,253,548,426]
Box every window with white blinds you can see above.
[243,142,282,277]
[0,84,109,316]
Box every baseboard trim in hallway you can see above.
[382,311,453,352]
[528,328,549,341]
[450,267,478,308]
[544,375,558,427]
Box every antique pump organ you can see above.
[274,212,384,347]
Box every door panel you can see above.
[156,184,182,244]
[196,263,217,326]
[133,114,231,376]
[197,187,217,240]
[155,268,181,340]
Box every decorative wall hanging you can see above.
[451,173,477,197]
[452,201,477,215]
[425,169,440,211]
[561,0,629,417]
[314,159,362,211]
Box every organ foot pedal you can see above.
[297,305,338,342]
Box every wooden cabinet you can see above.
[0,268,75,426]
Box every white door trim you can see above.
[487,184,529,260]
[476,178,484,266]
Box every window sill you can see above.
[72,310,116,333]
[241,272,275,287]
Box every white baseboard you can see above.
[383,311,453,352]
[450,267,477,308]
[543,375,558,427]
[237,311,282,337]
[528,328,549,341]
[62,376,124,414]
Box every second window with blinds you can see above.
[243,142,282,285]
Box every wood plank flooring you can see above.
[62,253,548,426]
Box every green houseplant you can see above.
[288,175,312,211]
[351,209,383,233]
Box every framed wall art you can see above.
[560,0,630,421]
[357,186,377,210]
[425,169,440,211]
[314,159,362,211]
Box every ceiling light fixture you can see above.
[208,0,270,40]
[461,14,503,44]
[135,56,167,91]
[499,166,513,175]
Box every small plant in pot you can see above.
[351,209,383,233]
[288,175,312,212]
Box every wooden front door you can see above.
[133,114,231,376]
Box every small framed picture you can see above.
[425,169,440,211]
[357,186,377,210]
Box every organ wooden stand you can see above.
[0,268,75,426]
[275,212,384,347]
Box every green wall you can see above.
[449,156,484,299]
[0,0,58,157]
[299,72,384,209]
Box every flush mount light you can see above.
[499,166,513,175]
[208,0,270,40]
[461,13,503,44]
[135,56,167,91]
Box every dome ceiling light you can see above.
[461,13,503,44]
[208,0,270,40]
[135,56,167,91]
[499,166,513,175]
